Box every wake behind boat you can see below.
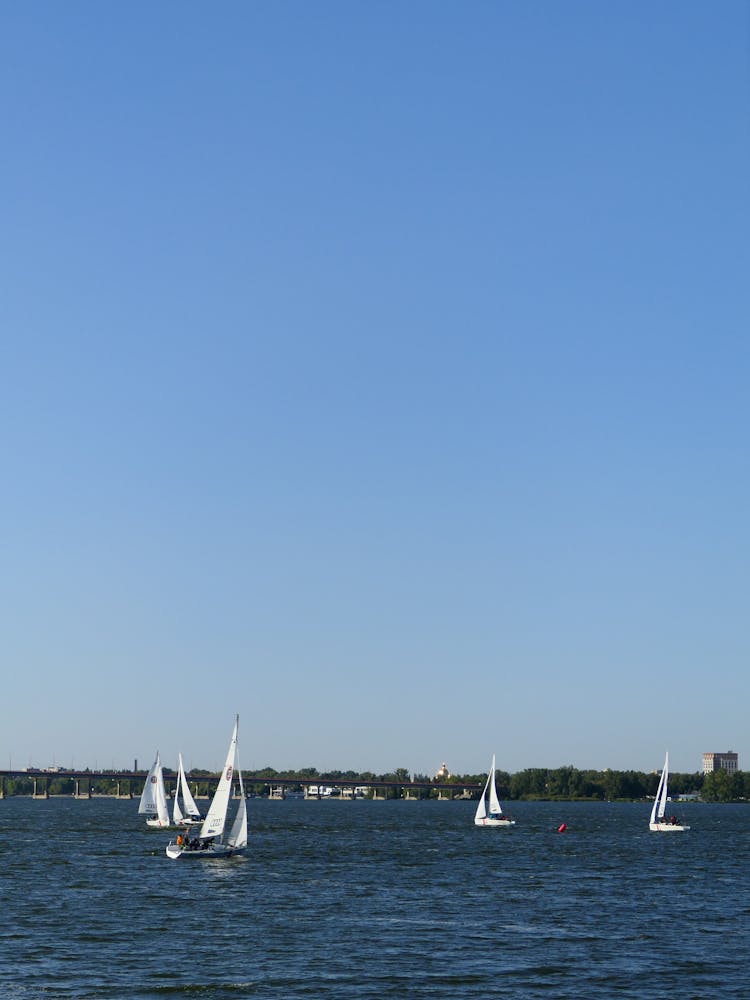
[474,754,515,827]
[649,751,689,832]
[166,715,247,859]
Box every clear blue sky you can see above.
[1,2,747,777]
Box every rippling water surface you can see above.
[1,797,748,998]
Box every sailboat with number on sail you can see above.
[474,754,515,827]
[166,716,247,859]
[139,751,170,828]
[172,752,202,827]
[649,750,689,832]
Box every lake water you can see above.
[1,797,747,998]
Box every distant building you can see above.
[702,751,738,775]
[434,762,451,780]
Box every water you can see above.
[1,797,748,998]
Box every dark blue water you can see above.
[1,797,747,998]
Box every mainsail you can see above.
[199,716,238,840]
[173,752,200,825]
[138,755,160,817]
[488,755,503,815]
[650,751,670,825]
[139,751,169,825]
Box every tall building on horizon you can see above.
[702,751,738,774]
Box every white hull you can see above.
[166,840,246,860]
[147,820,200,831]
[650,822,690,832]
[475,817,515,827]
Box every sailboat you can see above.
[474,754,515,827]
[166,715,248,859]
[139,751,170,828]
[649,751,690,832]
[172,752,202,827]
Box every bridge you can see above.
[0,769,482,800]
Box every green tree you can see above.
[702,769,733,802]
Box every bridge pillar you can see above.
[74,779,90,799]
[115,781,132,799]
[33,778,48,799]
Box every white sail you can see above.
[650,751,669,826]
[475,758,494,822]
[488,755,503,815]
[154,756,169,826]
[227,751,248,849]
[474,781,488,822]
[199,716,238,840]
[657,751,670,819]
[173,754,185,825]
[178,754,201,819]
[139,752,161,816]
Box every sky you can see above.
[1,2,747,777]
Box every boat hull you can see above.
[475,817,515,827]
[166,841,247,859]
[649,822,690,832]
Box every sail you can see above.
[474,764,491,822]
[227,751,248,849]
[650,752,668,824]
[154,756,170,826]
[173,756,184,825]
[487,755,503,815]
[138,753,161,816]
[199,716,238,840]
[657,752,670,819]
[179,754,201,819]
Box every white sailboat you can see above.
[474,754,515,827]
[166,716,248,859]
[649,751,690,832]
[172,752,202,827]
[139,751,170,828]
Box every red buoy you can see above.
[557,822,567,833]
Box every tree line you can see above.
[3,765,747,802]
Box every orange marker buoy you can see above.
[557,823,567,833]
